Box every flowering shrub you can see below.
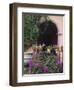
[24,45,63,74]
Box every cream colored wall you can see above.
[47,16,63,47]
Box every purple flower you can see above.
[28,59,33,67]
[28,59,33,73]
[43,66,49,73]
[56,60,63,65]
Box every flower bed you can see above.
[24,45,63,74]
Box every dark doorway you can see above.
[37,20,58,46]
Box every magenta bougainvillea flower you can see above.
[28,59,33,73]
[56,60,63,65]
[43,66,49,73]
[28,59,33,67]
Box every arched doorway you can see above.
[37,20,58,46]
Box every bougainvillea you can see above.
[24,46,63,74]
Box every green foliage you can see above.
[38,52,60,73]
[24,15,40,51]
[38,52,49,64]
[46,55,58,73]
[31,66,42,74]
